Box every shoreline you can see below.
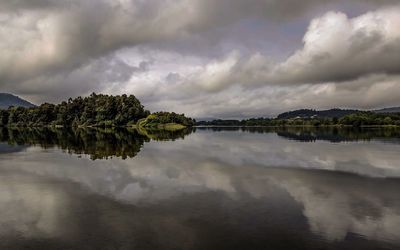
[195,125,400,128]
[1,125,400,129]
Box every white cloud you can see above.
[186,5,400,90]
[277,6,400,84]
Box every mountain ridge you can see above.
[374,107,400,114]
[0,93,36,109]
[277,107,400,119]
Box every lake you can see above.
[0,127,400,250]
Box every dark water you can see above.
[1,127,400,250]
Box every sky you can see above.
[1,0,400,118]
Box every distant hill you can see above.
[0,93,36,109]
[277,108,359,119]
[373,107,400,114]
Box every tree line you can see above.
[0,93,194,128]
[196,112,400,127]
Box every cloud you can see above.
[184,5,400,92]
[277,6,400,84]
[0,0,306,85]
[1,0,397,85]
[0,1,399,116]
[11,53,152,103]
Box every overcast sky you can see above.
[1,0,400,118]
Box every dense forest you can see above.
[0,93,149,127]
[197,112,400,127]
[0,93,193,128]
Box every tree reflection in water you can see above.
[0,127,194,160]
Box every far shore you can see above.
[195,125,400,128]
[2,124,400,129]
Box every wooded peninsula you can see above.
[0,93,195,129]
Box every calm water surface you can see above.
[0,127,400,250]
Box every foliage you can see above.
[0,93,150,127]
[197,112,400,127]
[277,108,358,119]
[137,112,195,129]
[338,112,400,127]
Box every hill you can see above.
[276,107,400,119]
[0,93,36,109]
[373,107,400,114]
[277,108,359,119]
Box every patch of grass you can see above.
[159,123,186,131]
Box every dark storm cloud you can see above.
[13,55,150,103]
